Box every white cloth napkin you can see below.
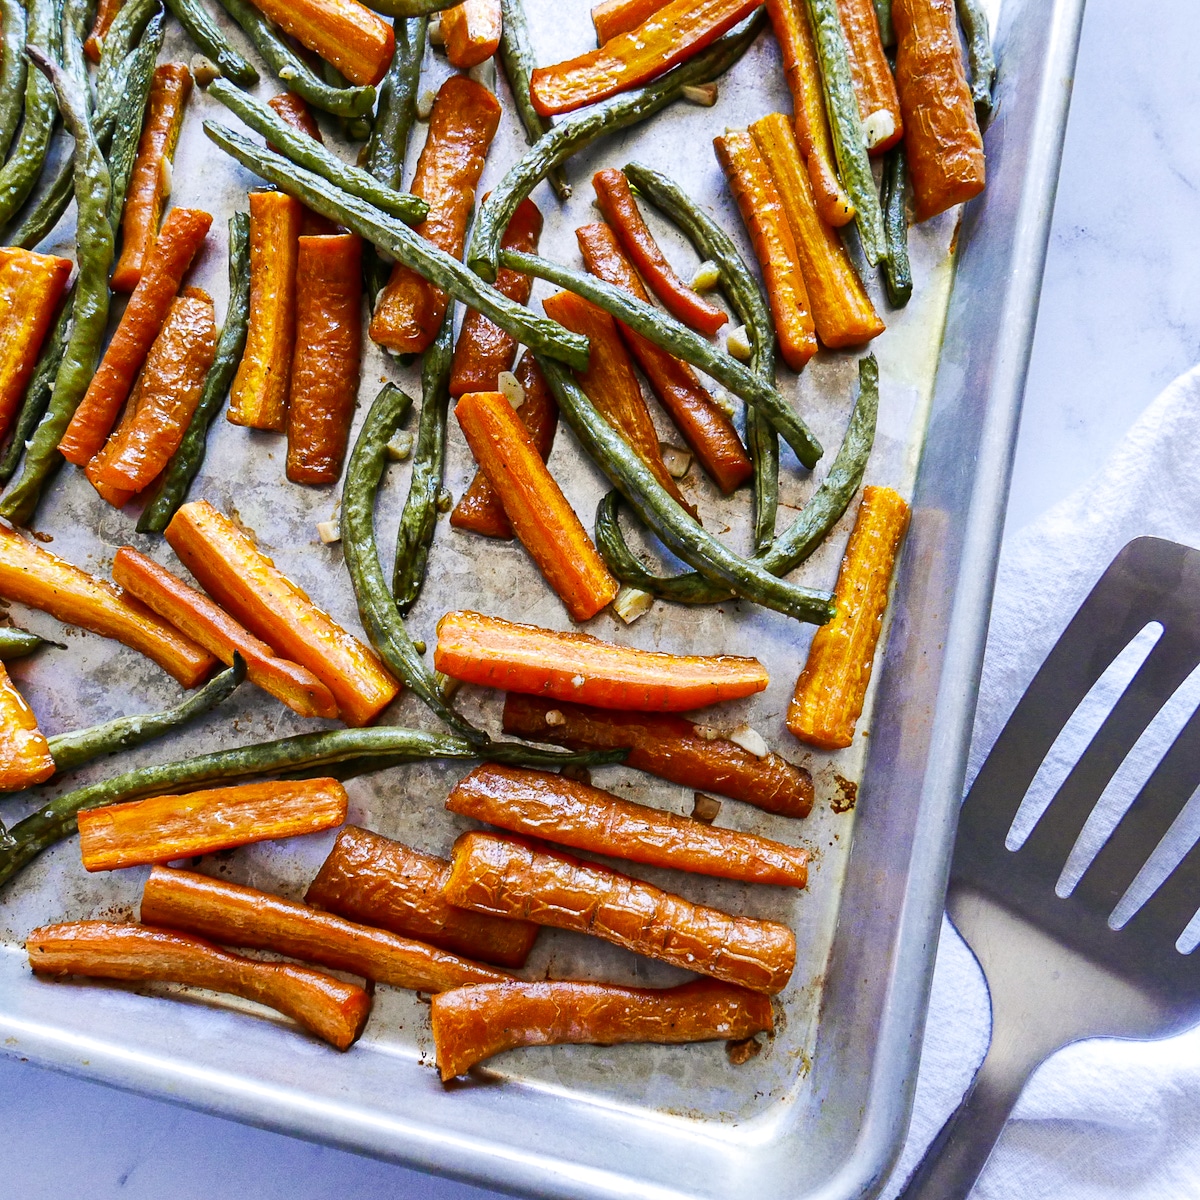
[881,363,1200,1199]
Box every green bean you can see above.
[96,0,156,117]
[203,121,592,371]
[0,0,28,162]
[955,0,996,123]
[138,211,251,533]
[467,10,767,283]
[0,0,58,228]
[359,0,456,14]
[322,59,373,141]
[872,0,893,47]
[0,626,47,660]
[881,144,912,308]
[47,659,245,775]
[164,0,258,85]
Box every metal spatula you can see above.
[899,536,1200,1200]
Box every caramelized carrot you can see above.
[434,610,769,711]
[445,832,797,993]
[529,0,763,117]
[306,825,539,968]
[111,547,338,720]
[591,169,727,336]
[369,76,500,355]
[715,130,817,372]
[0,526,215,687]
[165,500,399,726]
[245,0,393,86]
[450,353,558,539]
[455,390,618,622]
[449,198,543,397]
[441,0,501,69]
[27,922,370,1049]
[448,764,810,886]
[501,693,815,817]
[787,486,909,748]
[0,660,55,790]
[286,233,363,486]
[85,0,127,62]
[750,114,883,348]
[892,0,985,221]
[111,64,194,293]
[141,867,510,991]
[266,93,337,236]
[60,208,213,466]
[836,0,903,153]
[766,0,854,227]
[76,777,349,871]
[591,0,670,43]
[228,190,303,431]
[575,223,753,494]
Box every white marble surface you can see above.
[5,0,1200,1195]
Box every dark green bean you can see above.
[164,0,258,85]
[0,0,58,228]
[882,144,912,308]
[9,148,74,249]
[322,59,372,141]
[873,0,893,47]
[359,0,456,14]
[138,211,251,532]
[0,626,47,660]
[0,0,28,161]
[96,0,156,116]
[955,0,996,123]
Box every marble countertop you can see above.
[5,0,1199,1195]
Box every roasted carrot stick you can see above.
[60,208,213,465]
[455,390,619,622]
[766,0,854,227]
[286,233,363,486]
[0,660,55,791]
[266,93,337,237]
[445,832,797,994]
[575,223,753,494]
[836,0,903,153]
[787,486,909,749]
[306,825,540,968]
[529,0,763,117]
[501,693,815,817]
[141,867,510,991]
[448,764,810,887]
[715,130,817,372]
[450,353,558,540]
[27,922,370,1050]
[750,114,883,348]
[228,190,303,431]
[441,0,501,69]
[432,977,772,1079]
[77,777,349,871]
[369,76,500,355]
[111,547,338,720]
[892,0,985,221]
[165,500,399,726]
[592,170,727,336]
[85,0,127,62]
[0,526,215,687]
[245,0,393,86]
[111,64,194,293]
[591,0,670,43]
[435,611,769,711]
[449,198,543,397]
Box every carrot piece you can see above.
[501,693,815,817]
[445,831,797,993]
[575,223,753,494]
[766,0,854,227]
[76,777,349,871]
[85,0,127,62]
[27,922,370,1050]
[60,208,213,465]
[306,825,540,968]
[448,764,810,887]
[836,0,903,153]
[449,198,543,397]
[455,390,619,622]
[141,867,511,991]
[0,660,55,791]
[245,0,394,86]
[286,233,363,486]
[441,0,501,69]
[0,249,72,443]
[450,353,558,540]
[434,610,769,711]
[715,130,817,372]
[892,0,985,221]
[111,546,339,720]
[750,114,884,348]
[529,0,762,117]
[266,93,338,237]
[369,76,501,355]
[111,64,194,293]
[165,500,399,725]
[591,0,670,43]
[228,190,303,431]
[0,526,215,687]
[592,169,727,336]
[787,486,910,749]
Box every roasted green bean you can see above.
[873,0,893,47]
[955,0,996,123]
[164,0,258,85]
[322,59,373,141]
[0,626,47,661]
[882,145,912,307]
[0,0,27,162]
[96,0,157,116]
[0,0,58,228]
[359,0,456,14]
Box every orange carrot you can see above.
[836,0,903,153]
[441,0,501,69]
[165,500,399,726]
[111,546,339,720]
[590,0,670,43]
[245,0,394,86]
[85,0,127,62]
[111,64,193,293]
[0,660,54,791]
[266,93,338,237]
[434,610,769,711]
[369,76,500,355]
[455,390,619,622]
